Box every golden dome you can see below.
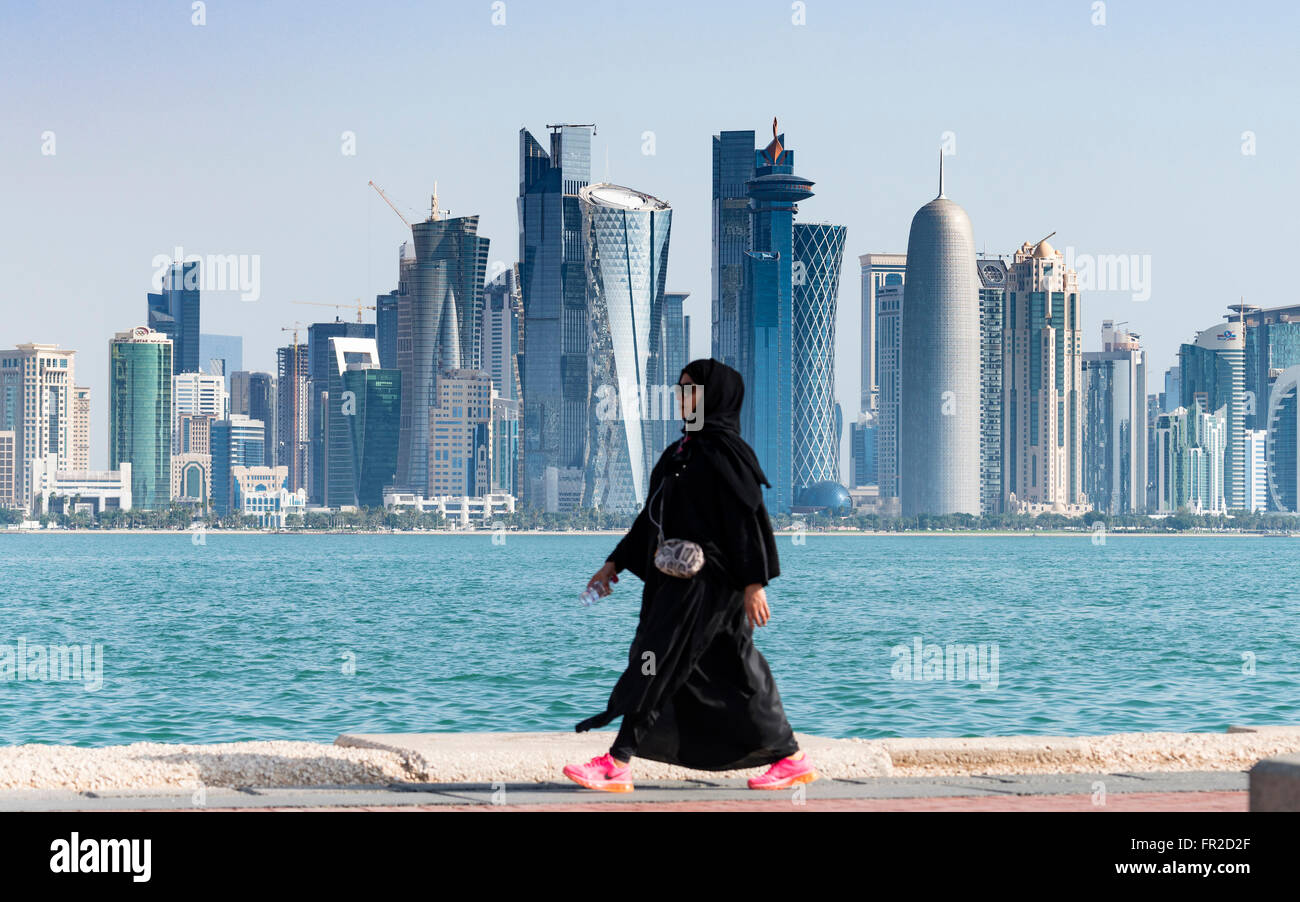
[1033,239,1057,258]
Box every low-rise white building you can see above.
[28,457,132,516]
[383,491,516,527]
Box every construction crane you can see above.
[368,180,412,229]
[279,323,309,494]
[292,299,376,324]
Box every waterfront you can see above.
[1,534,1296,746]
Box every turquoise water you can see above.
[0,533,1297,746]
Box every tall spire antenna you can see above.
[938,149,945,198]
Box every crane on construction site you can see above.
[368,180,413,229]
[279,323,309,494]
[292,299,376,324]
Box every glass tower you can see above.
[518,125,593,510]
[323,337,400,508]
[978,258,1008,515]
[580,183,672,513]
[110,328,173,510]
[792,222,846,500]
[211,414,265,516]
[1179,323,1246,509]
[741,122,815,514]
[1082,323,1148,514]
[711,130,756,373]
[147,262,200,375]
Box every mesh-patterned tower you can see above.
[792,222,846,498]
[900,157,981,516]
[579,183,672,513]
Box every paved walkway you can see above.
[0,771,1248,812]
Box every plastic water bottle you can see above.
[579,585,605,607]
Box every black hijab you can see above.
[677,358,771,511]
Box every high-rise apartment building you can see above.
[1082,321,1148,514]
[859,253,907,415]
[1003,235,1089,514]
[429,368,492,498]
[0,344,77,508]
[1154,400,1227,513]
[276,343,310,493]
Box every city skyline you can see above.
[4,2,1295,472]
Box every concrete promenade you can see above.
[1,726,1295,811]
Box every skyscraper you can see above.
[875,282,904,510]
[580,183,673,512]
[1179,321,1246,510]
[519,124,593,510]
[1154,400,1226,513]
[1245,427,1268,512]
[1003,234,1089,514]
[1265,365,1300,512]
[429,368,492,498]
[0,344,77,508]
[173,371,228,453]
[859,253,907,415]
[1226,303,1300,431]
[211,415,265,516]
[396,209,489,498]
[109,327,172,510]
[712,129,756,373]
[1082,321,1148,514]
[147,262,200,375]
[978,257,1008,515]
[322,337,400,508]
[900,158,981,517]
[307,320,375,503]
[481,267,522,402]
[658,290,691,452]
[792,222,846,501]
[739,120,817,514]
[376,290,400,372]
[276,343,310,493]
[72,386,90,471]
[231,371,276,468]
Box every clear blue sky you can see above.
[2,0,1296,469]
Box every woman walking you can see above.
[564,358,816,792]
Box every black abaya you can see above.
[574,428,800,771]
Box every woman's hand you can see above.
[743,584,770,628]
[588,561,620,598]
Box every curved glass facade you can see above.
[900,196,981,516]
[580,183,671,513]
[792,222,846,494]
[1266,366,1300,512]
[110,328,173,511]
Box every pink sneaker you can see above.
[748,752,818,790]
[563,753,634,792]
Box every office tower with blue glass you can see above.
[579,183,673,513]
[1265,364,1300,511]
[211,414,265,516]
[147,262,200,375]
[657,290,691,452]
[792,222,846,502]
[307,320,376,503]
[376,291,400,372]
[518,124,593,511]
[734,121,819,514]
[321,337,400,508]
[110,327,173,510]
[1082,322,1148,514]
[231,371,276,467]
[900,158,981,517]
[1179,321,1246,510]
[712,130,756,373]
[481,267,523,402]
